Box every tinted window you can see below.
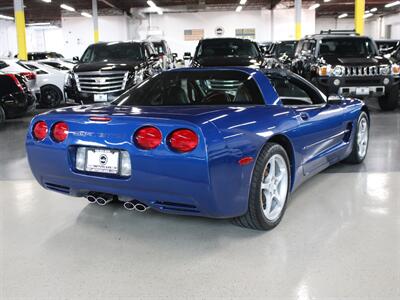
[275,41,298,57]
[114,71,264,106]
[319,38,376,57]
[269,76,325,105]
[153,42,165,54]
[197,39,260,58]
[0,61,9,70]
[81,43,144,63]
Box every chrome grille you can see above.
[343,66,379,76]
[75,71,129,94]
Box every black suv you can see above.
[65,41,162,104]
[292,30,400,110]
[265,40,298,69]
[191,38,265,68]
[151,40,177,70]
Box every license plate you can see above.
[94,94,108,102]
[85,148,120,174]
[356,87,370,95]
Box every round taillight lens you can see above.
[134,126,162,150]
[52,122,69,142]
[168,129,198,153]
[33,121,48,141]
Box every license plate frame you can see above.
[355,87,370,96]
[85,148,120,175]
[94,94,108,102]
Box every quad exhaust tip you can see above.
[123,200,149,212]
[85,194,150,212]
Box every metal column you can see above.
[354,0,365,35]
[92,0,99,43]
[13,0,27,60]
[295,0,302,40]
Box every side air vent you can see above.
[44,182,70,194]
[154,201,200,213]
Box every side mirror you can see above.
[73,56,79,62]
[301,50,311,56]
[183,52,192,60]
[149,53,160,61]
[172,53,178,58]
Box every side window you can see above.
[309,40,316,55]
[0,60,9,69]
[270,76,325,106]
[295,41,303,56]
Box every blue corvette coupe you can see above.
[26,67,370,230]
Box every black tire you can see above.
[378,86,398,111]
[0,105,5,125]
[344,111,370,164]
[40,85,63,108]
[232,143,291,230]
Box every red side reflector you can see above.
[89,116,112,122]
[238,157,254,166]
[20,72,36,80]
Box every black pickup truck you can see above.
[191,38,266,68]
[65,41,162,104]
[292,30,400,110]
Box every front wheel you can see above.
[0,105,5,125]
[378,86,398,111]
[232,143,291,230]
[344,111,370,164]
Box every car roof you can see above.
[201,37,253,42]
[91,41,147,46]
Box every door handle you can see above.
[299,112,310,121]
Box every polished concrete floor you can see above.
[1,101,399,300]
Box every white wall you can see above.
[146,9,315,57]
[61,15,129,58]
[0,20,17,58]
[316,12,400,39]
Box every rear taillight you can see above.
[33,121,48,141]
[134,126,162,150]
[52,122,69,142]
[20,71,36,80]
[168,129,198,153]
[6,74,23,91]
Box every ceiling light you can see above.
[324,0,331,2]
[309,3,320,10]
[236,5,243,12]
[385,1,400,7]
[60,4,75,11]
[338,13,348,18]
[41,0,51,2]
[27,22,51,26]
[364,13,373,18]
[370,7,378,12]
[239,0,247,4]
[147,1,157,8]
[81,12,92,18]
[157,8,163,15]
[365,10,370,13]
[0,14,14,20]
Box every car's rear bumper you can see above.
[3,92,36,118]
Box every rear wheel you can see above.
[232,143,291,230]
[378,86,398,111]
[40,85,63,108]
[344,111,369,164]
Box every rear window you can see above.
[114,71,264,106]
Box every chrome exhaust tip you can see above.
[134,203,149,212]
[86,195,97,204]
[96,196,113,206]
[123,201,136,211]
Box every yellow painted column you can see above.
[295,0,302,40]
[92,0,99,43]
[13,0,27,60]
[355,0,365,35]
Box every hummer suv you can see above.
[65,41,162,104]
[292,30,399,110]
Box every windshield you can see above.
[197,39,260,58]
[319,38,376,57]
[114,71,264,106]
[80,43,144,63]
[275,41,297,57]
